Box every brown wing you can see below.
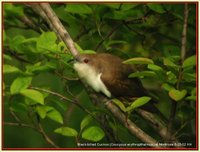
[98,53,147,98]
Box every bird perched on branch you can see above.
[74,53,150,98]
[73,53,166,120]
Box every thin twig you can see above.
[38,123,59,148]
[95,23,121,51]
[54,71,79,81]
[95,17,146,51]
[30,86,99,124]
[4,122,36,130]
[18,15,41,33]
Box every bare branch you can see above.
[181,4,189,63]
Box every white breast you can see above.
[74,63,111,98]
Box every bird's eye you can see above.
[84,59,89,63]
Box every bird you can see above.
[73,53,166,120]
[74,53,148,98]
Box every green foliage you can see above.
[80,114,93,130]
[10,76,32,94]
[123,57,154,65]
[147,4,166,13]
[81,126,105,142]
[3,3,196,148]
[20,89,44,105]
[36,105,64,124]
[112,99,127,112]
[183,55,196,68]
[36,32,59,53]
[54,127,78,137]
[112,96,151,113]
[4,3,24,17]
[129,71,156,78]
[65,4,93,14]
[126,96,151,112]
[169,89,187,102]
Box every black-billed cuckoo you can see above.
[73,53,166,118]
[74,53,148,99]
[72,52,172,140]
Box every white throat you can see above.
[74,62,111,98]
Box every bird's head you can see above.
[73,53,112,97]
[73,54,98,77]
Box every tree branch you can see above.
[136,109,181,147]
[38,3,78,57]
[166,3,189,142]
[104,100,160,147]
[181,4,189,63]
[38,123,59,148]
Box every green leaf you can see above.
[54,127,78,137]
[126,96,151,112]
[36,106,47,119]
[10,77,32,94]
[9,36,26,52]
[82,126,105,142]
[81,50,96,54]
[4,3,24,17]
[123,57,154,65]
[161,83,175,91]
[36,105,63,124]
[81,115,93,130]
[20,89,44,105]
[11,102,28,113]
[163,58,178,68]
[65,4,92,14]
[36,32,58,53]
[105,40,127,47]
[46,108,63,124]
[166,71,177,84]
[129,71,156,78]
[112,99,127,112]
[183,55,196,68]
[26,62,56,74]
[185,96,196,101]
[183,73,196,82]
[147,64,163,71]
[3,64,21,74]
[169,89,187,101]
[147,4,166,13]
